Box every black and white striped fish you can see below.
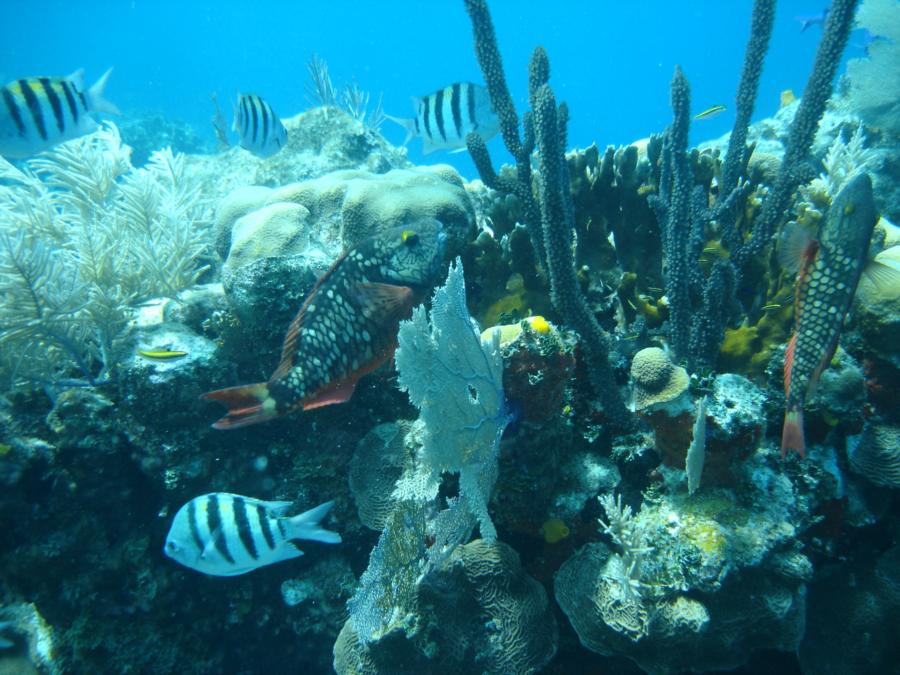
[388,82,499,155]
[164,493,341,576]
[0,69,119,159]
[233,93,288,158]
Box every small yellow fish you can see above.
[540,518,570,544]
[138,349,188,360]
[694,105,726,120]
[780,89,796,108]
[761,303,782,311]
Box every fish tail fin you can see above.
[285,500,342,544]
[201,382,277,430]
[781,409,806,459]
[384,114,416,145]
[88,68,120,115]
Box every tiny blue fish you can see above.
[388,82,499,154]
[164,493,341,576]
[0,69,119,159]
[233,93,287,158]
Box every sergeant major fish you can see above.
[388,82,499,154]
[0,69,119,159]
[233,92,287,158]
[202,220,447,429]
[164,493,340,576]
[780,173,881,457]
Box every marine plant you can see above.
[306,53,386,130]
[0,124,212,389]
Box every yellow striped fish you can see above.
[387,82,499,154]
[0,69,119,159]
[694,104,726,120]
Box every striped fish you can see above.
[781,173,879,458]
[388,82,499,155]
[202,220,447,429]
[164,493,341,576]
[0,69,119,159]
[233,93,287,158]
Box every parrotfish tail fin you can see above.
[286,500,342,544]
[384,114,416,145]
[200,382,277,430]
[781,409,806,459]
[88,68,121,115]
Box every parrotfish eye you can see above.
[401,230,419,246]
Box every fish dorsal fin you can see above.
[779,222,817,275]
[784,332,798,396]
[270,249,354,381]
[66,68,86,90]
[354,282,413,319]
[260,499,293,517]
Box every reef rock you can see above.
[334,539,557,675]
[185,107,411,197]
[216,165,473,341]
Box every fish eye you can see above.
[165,541,178,552]
[401,230,418,246]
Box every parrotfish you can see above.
[164,493,340,576]
[203,220,447,429]
[781,173,878,458]
[233,92,287,158]
[0,69,119,159]
[387,82,499,154]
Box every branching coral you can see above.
[0,124,212,389]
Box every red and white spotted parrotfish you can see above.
[202,220,448,429]
[781,173,878,458]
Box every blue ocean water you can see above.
[0,0,869,176]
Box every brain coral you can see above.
[847,422,900,488]
[630,347,689,410]
[334,539,557,675]
[349,421,413,530]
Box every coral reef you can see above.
[1,1,899,673]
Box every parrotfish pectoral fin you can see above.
[354,282,413,318]
[302,376,359,410]
[200,383,278,430]
[286,500,342,544]
[778,223,817,275]
[88,68,121,115]
[781,410,806,459]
